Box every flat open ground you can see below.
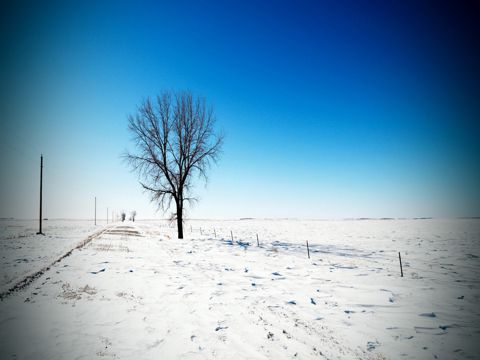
[0,219,479,359]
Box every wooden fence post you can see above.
[398,252,403,277]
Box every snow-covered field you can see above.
[0,218,478,359]
[0,219,99,294]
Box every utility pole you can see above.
[36,155,44,235]
[95,196,97,226]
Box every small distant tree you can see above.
[121,211,126,222]
[131,211,137,222]
[125,90,223,239]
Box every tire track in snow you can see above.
[0,226,112,300]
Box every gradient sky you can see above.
[1,0,479,220]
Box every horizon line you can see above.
[2,216,479,222]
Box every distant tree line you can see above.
[119,210,137,222]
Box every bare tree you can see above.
[131,210,137,222]
[124,91,223,239]
[121,211,126,222]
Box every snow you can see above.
[0,220,99,294]
[0,218,479,359]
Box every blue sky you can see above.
[0,0,479,219]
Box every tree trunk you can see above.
[176,202,183,239]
